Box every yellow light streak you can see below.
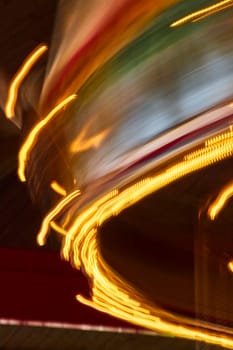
[206,126,233,147]
[227,260,233,273]
[50,221,67,236]
[37,189,80,246]
[63,190,119,263]
[5,44,48,119]
[170,0,233,27]
[70,128,110,153]
[60,127,233,349]
[208,182,233,220]
[18,94,77,182]
[64,126,233,260]
[74,229,233,349]
[70,125,110,153]
[50,181,67,196]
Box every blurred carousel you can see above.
[2,1,233,349]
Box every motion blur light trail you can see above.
[41,0,179,109]
[74,229,233,350]
[10,0,233,348]
[37,189,80,246]
[5,44,48,121]
[63,125,233,261]
[50,221,67,237]
[170,0,233,27]
[50,181,67,196]
[18,94,77,182]
[35,126,233,348]
[208,182,233,220]
[70,125,111,153]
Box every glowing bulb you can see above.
[227,260,233,273]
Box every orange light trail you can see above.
[18,94,77,182]
[74,229,233,349]
[63,126,233,259]
[50,221,67,236]
[208,182,233,220]
[170,0,233,27]
[70,127,111,153]
[5,44,48,120]
[58,126,233,348]
[37,189,80,246]
[50,181,67,196]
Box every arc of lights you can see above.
[53,126,233,349]
[35,124,233,348]
[75,230,233,349]
[170,0,233,27]
[63,126,233,258]
[5,44,48,120]
[18,94,77,182]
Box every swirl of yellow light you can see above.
[35,125,233,348]
[59,126,233,349]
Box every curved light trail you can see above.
[50,181,67,196]
[18,94,77,182]
[75,227,233,349]
[5,0,233,347]
[37,189,80,246]
[50,126,233,349]
[170,0,233,27]
[208,182,233,220]
[5,44,48,120]
[50,221,67,236]
[30,123,233,348]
